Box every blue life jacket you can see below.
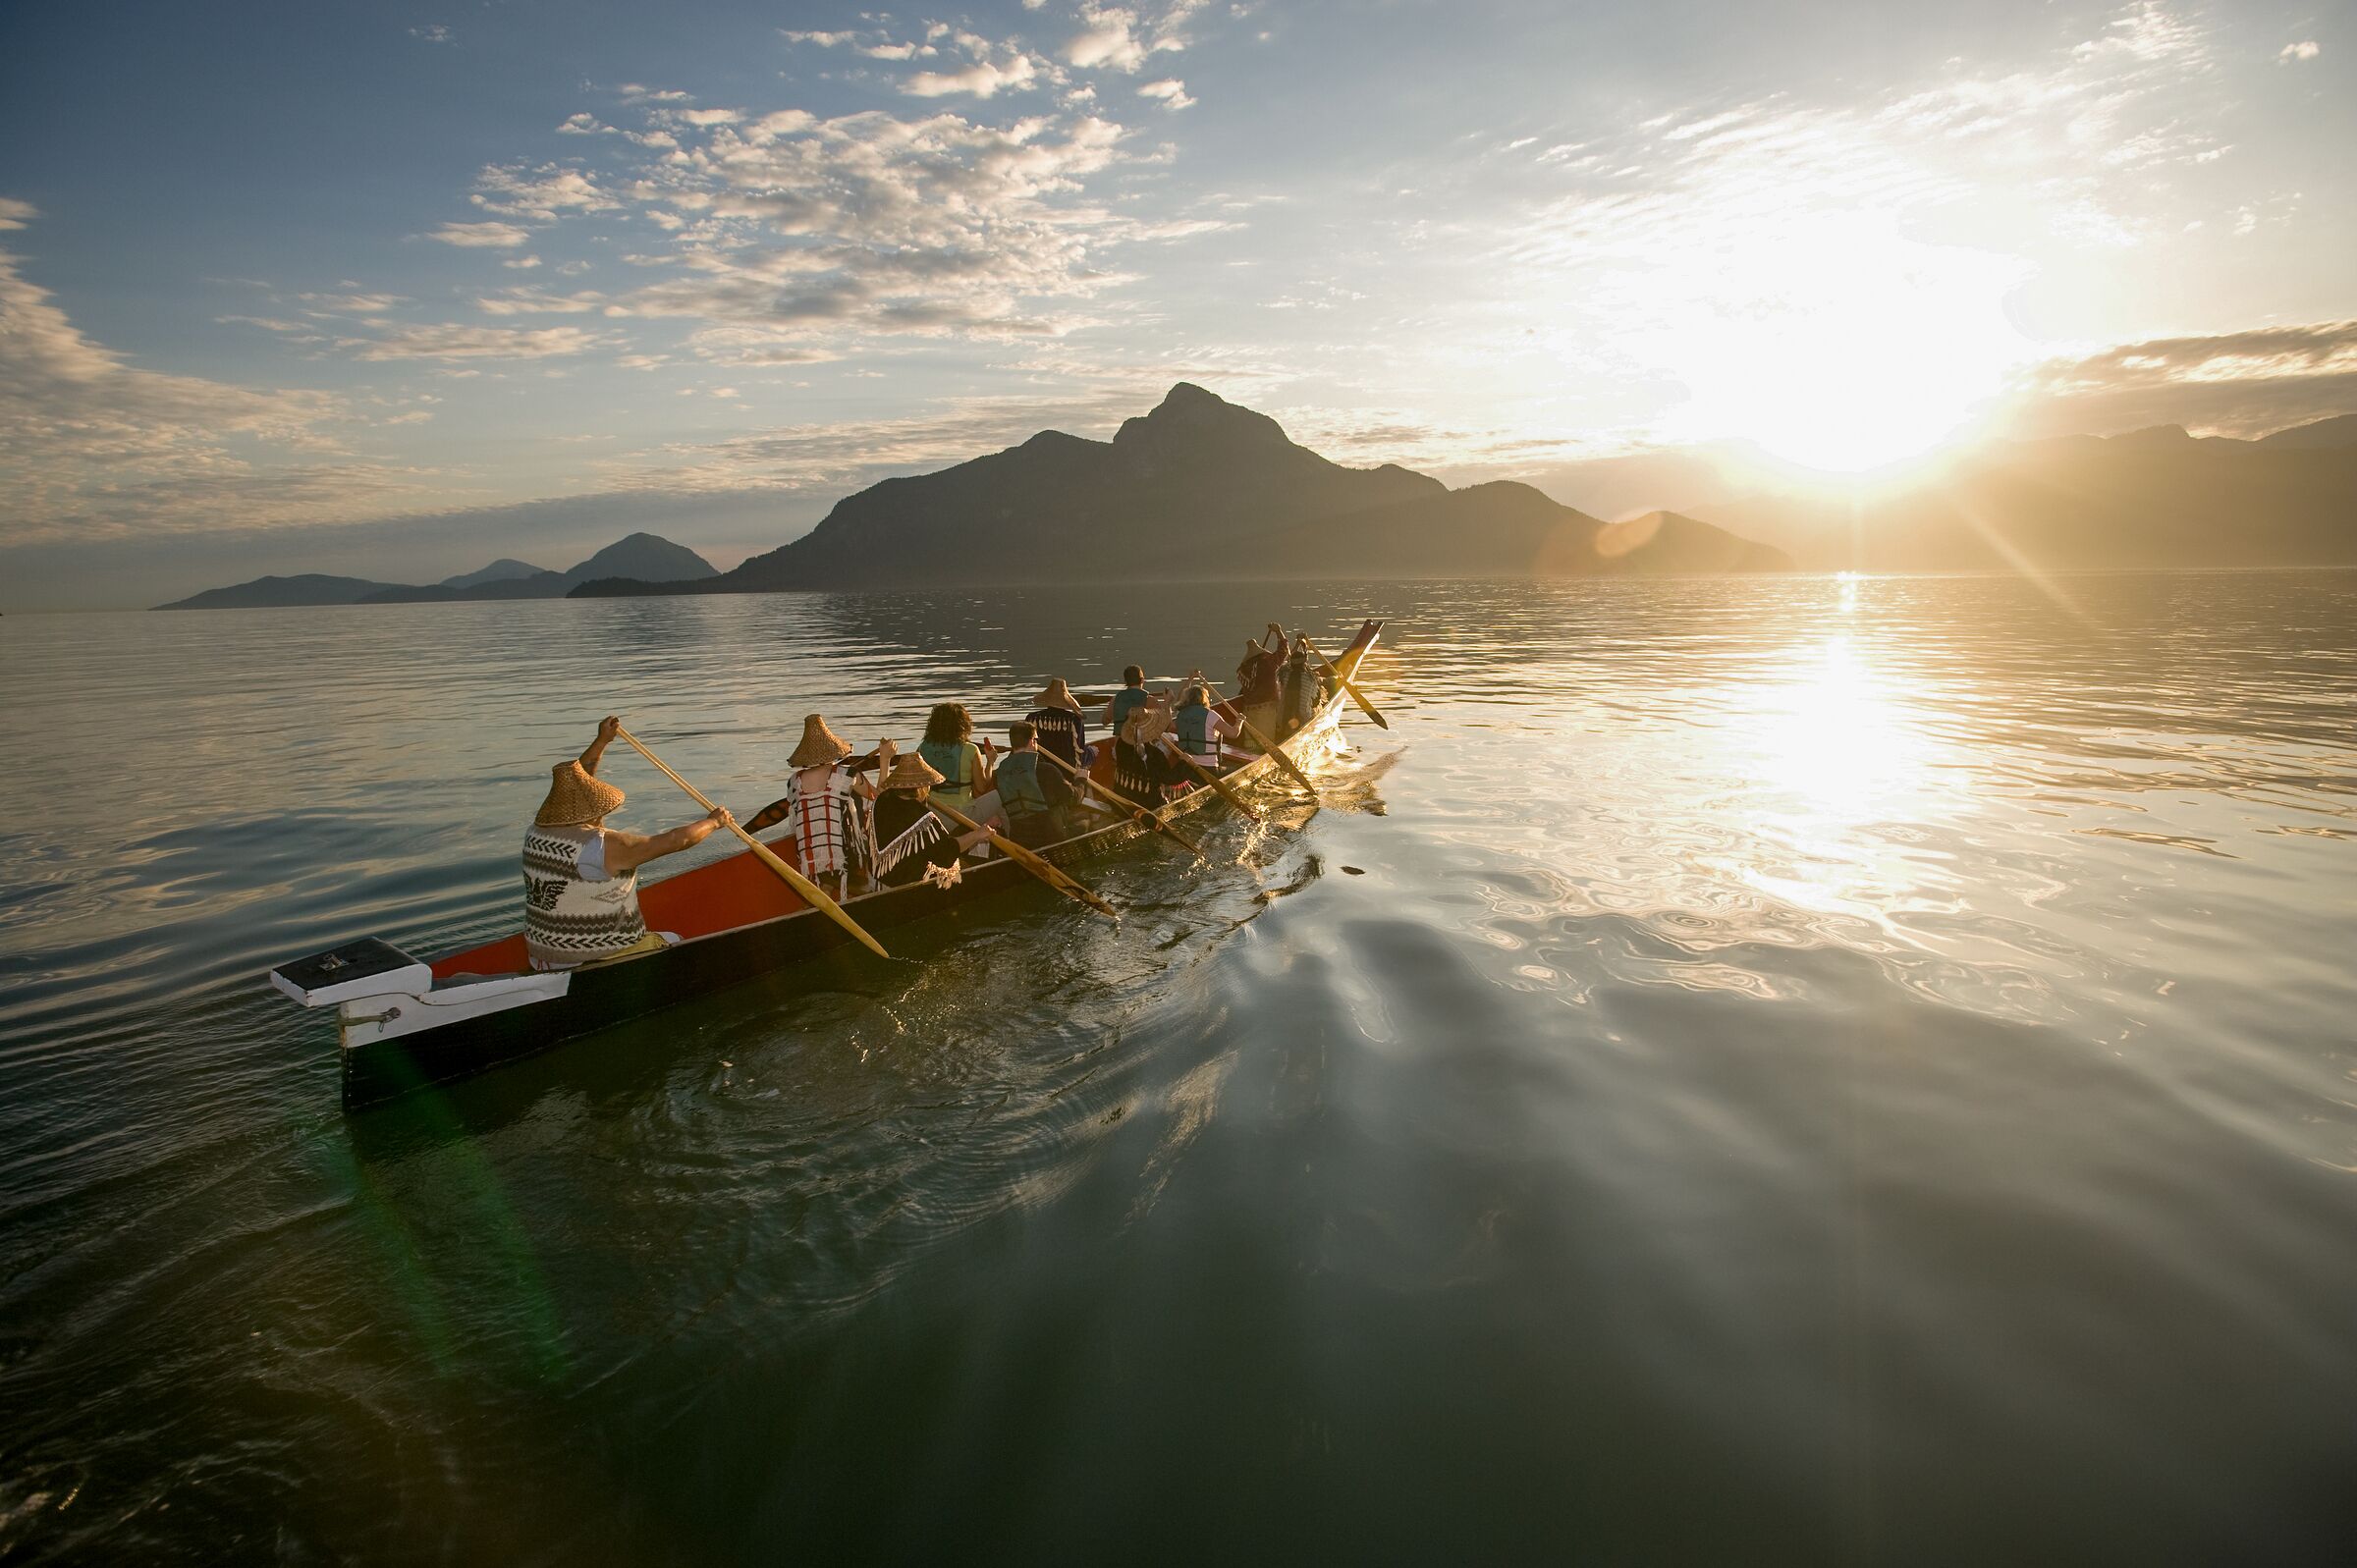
[997,750,1052,819]
[1110,687,1150,730]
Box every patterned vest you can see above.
[784,764,868,877]
[521,824,647,969]
[997,750,1052,819]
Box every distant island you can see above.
[155,533,716,611]
[1696,413,2357,571]
[575,384,1789,598]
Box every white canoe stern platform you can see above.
[337,970,571,1048]
[270,935,571,1049]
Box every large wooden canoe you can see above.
[271,621,1384,1108]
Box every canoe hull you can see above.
[331,619,1382,1108]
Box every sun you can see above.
[1648,213,2034,472]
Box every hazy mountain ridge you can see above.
[157,534,714,611]
[577,384,1788,596]
[1695,412,2357,571]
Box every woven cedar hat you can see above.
[880,751,946,791]
[790,713,854,768]
[535,760,625,827]
[1123,701,1173,745]
[1031,677,1081,713]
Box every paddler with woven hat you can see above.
[869,743,992,887]
[743,713,876,901]
[521,715,735,972]
[1024,676,1091,771]
[1113,693,1187,808]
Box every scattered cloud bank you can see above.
[0,218,431,546]
[2014,319,2357,436]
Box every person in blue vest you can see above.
[1103,665,1153,737]
[993,722,1081,848]
[1172,677,1241,771]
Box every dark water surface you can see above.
[3,574,2354,1564]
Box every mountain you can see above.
[356,534,718,603]
[155,574,409,611]
[440,558,550,590]
[576,384,1784,596]
[2256,412,2357,451]
[156,534,715,611]
[1697,413,2357,571]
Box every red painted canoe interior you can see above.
[427,619,1381,983]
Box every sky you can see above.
[1,0,2350,610]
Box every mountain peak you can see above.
[1115,381,1291,453]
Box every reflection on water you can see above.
[2,571,2355,1564]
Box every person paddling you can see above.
[1026,677,1090,770]
[1172,675,1241,771]
[993,721,1081,849]
[1114,699,1187,808]
[917,702,1001,827]
[871,747,991,887]
[521,716,732,972]
[1234,622,1288,742]
[1102,664,1156,739]
[743,714,874,902]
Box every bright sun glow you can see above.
[1637,213,2035,471]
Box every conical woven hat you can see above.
[1032,677,1081,713]
[790,713,853,767]
[1123,702,1173,745]
[535,760,625,827]
[881,751,945,790]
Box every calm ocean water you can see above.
[2,573,2354,1564]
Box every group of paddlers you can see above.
[518,624,1331,972]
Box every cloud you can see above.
[1137,78,1194,109]
[2277,40,2320,63]
[468,165,620,221]
[1066,5,1150,71]
[0,240,432,548]
[904,55,1040,98]
[0,196,36,232]
[430,220,533,247]
[410,24,453,45]
[346,323,614,360]
[2011,319,2357,436]
[488,96,1200,349]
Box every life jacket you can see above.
[1175,703,1219,766]
[918,739,978,806]
[1109,687,1150,731]
[997,750,1053,820]
[521,824,647,969]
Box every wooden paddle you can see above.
[1034,746,1207,858]
[615,727,891,959]
[1157,740,1264,823]
[1294,632,1388,730]
[1203,681,1319,797]
[925,797,1118,919]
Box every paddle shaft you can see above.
[1293,633,1387,730]
[1157,739,1264,822]
[926,798,1118,919]
[614,728,891,959]
[1034,746,1208,857]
